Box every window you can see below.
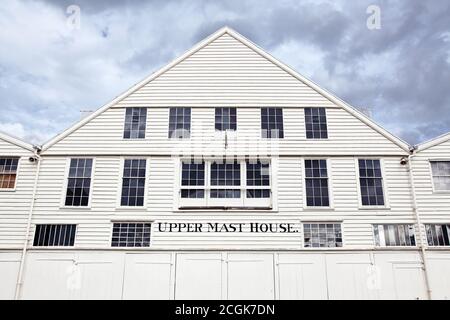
[430,161,450,191]
[215,107,237,131]
[303,223,342,248]
[179,158,272,208]
[181,161,205,199]
[426,224,450,246]
[65,158,93,206]
[261,107,284,138]
[246,160,271,198]
[121,159,146,206]
[305,159,329,206]
[168,107,191,138]
[0,157,19,189]
[123,107,147,139]
[305,107,328,139]
[111,222,151,247]
[373,224,416,246]
[33,224,76,247]
[358,159,385,206]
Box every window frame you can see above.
[0,157,21,191]
[260,107,284,139]
[215,107,237,132]
[32,224,78,248]
[122,107,148,140]
[304,107,329,140]
[168,107,191,139]
[425,223,450,247]
[60,157,96,209]
[176,157,274,210]
[429,159,450,194]
[302,222,344,249]
[373,224,416,247]
[355,158,390,210]
[116,157,150,209]
[110,221,152,248]
[302,158,334,209]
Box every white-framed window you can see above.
[0,157,19,190]
[426,224,450,246]
[430,161,450,192]
[111,222,151,247]
[358,159,385,206]
[304,159,330,207]
[123,107,147,139]
[373,224,416,247]
[215,107,237,131]
[168,107,191,139]
[178,158,272,209]
[64,158,94,207]
[33,224,77,247]
[120,159,147,207]
[304,107,328,139]
[303,223,342,248]
[261,107,284,138]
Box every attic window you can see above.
[215,107,237,131]
[430,161,450,191]
[0,157,19,190]
[168,107,191,139]
[123,107,147,139]
[261,108,284,138]
[305,108,328,139]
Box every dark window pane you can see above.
[111,223,151,247]
[261,108,284,138]
[168,107,191,138]
[121,159,146,206]
[33,224,76,247]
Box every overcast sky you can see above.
[0,0,449,145]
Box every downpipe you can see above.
[406,151,432,300]
[14,148,42,300]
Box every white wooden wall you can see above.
[0,250,445,300]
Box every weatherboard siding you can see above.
[43,107,406,156]
[115,33,335,108]
[8,155,416,249]
[0,139,35,248]
[413,139,450,224]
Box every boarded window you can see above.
[373,224,416,246]
[111,222,151,247]
[33,224,76,247]
[0,157,19,189]
[65,158,93,206]
[261,108,284,138]
[303,223,342,248]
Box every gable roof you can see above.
[42,26,411,152]
[416,132,450,152]
[0,131,35,152]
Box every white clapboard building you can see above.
[0,27,449,300]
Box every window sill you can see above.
[60,206,91,210]
[115,207,148,211]
[432,191,450,194]
[0,188,17,192]
[303,207,335,211]
[175,207,275,213]
[358,206,391,211]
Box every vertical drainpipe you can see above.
[407,147,432,300]
[14,147,42,300]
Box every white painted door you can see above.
[277,253,328,299]
[0,253,20,299]
[227,253,274,300]
[392,263,427,300]
[175,253,223,300]
[427,254,450,300]
[326,253,379,300]
[122,253,173,300]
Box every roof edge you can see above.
[0,131,35,152]
[416,131,450,152]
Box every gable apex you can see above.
[42,26,411,152]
